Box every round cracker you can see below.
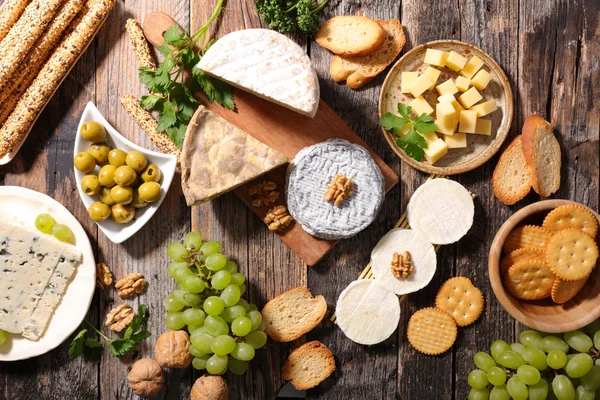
[500,247,546,276]
[546,229,599,281]
[503,258,555,300]
[543,204,598,238]
[503,225,553,254]
[435,277,484,327]
[551,277,588,304]
[407,307,457,355]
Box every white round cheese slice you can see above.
[336,280,400,345]
[407,178,474,245]
[370,229,436,295]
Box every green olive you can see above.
[80,121,107,142]
[88,201,111,222]
[98,165,117,187]
[111,204,135,224]
[99,187,116,206]
[110,185,134,205]
[138,182,161,202]
[89,143,111,166]
[73,152,96,173]
[125,151,148,173]
[113,165,137,186]
[108,148,127,167]
[81,174,101,196]
[141,164,162,183]
[130,191,149,209]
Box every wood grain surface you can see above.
[0,0,598,399]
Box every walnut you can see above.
[96,262,113,289]
[324,174,354,206]
[115,272,147,298]
[391,251,414,279]
[248,180,280,207]
[191,375,229,400]
[264,205,293,232]
[127,358,164,397]
[154,330,193,369]
[105,304,135,332]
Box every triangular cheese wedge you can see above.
[181,106,288,205]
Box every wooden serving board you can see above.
[143,13,398,266]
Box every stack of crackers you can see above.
[501,204,599,304]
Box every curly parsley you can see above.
[256,0,328,36]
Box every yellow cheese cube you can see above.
[424,138,448,164]
[458,110,478,133]
[471,69,492,90]
[438,94,465,121]
[444,133,467,148]
[435,119,456,135]
[424,66,441,89]
[458,87,483,108]
[436,102,456,130]
[461,55,484,78]
[474,118,492,135]
[408,74,434,97]
[424,49,449,67]
[437,94,455,103]
[445,51,467,72]
[470,100,497,117]
[422,131,439,144]
[409,96,434,116]
[401,72,419,93]
[455,76,471,92]
[436,79,458,96]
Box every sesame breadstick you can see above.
[0,0,116,158]
[0,0,32,42]
[125,18,157,71]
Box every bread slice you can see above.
[492,136,532,205]
[261,287,327,342]
[521,114,561,197]
[282,341,335,390]
[329,20,405,89]
[316,16,385,57]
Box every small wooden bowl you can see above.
[489,200,600,333]
[379,40,513,175]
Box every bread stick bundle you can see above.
[0,0,32,42]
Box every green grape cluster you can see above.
[35,213,73,242]
[163,232,267,376]
[467,321,600,400]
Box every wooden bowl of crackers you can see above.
[489,200,600,333]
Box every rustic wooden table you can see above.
[0,0,598,399]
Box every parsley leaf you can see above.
[109,339,135,358]
[68,329,87,359]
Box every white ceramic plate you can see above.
[74,102,178,243]
[0,186,96,361]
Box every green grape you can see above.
[223,261,238,273]
[575,385,595,400]
[205,253,227,271]
[163,294,185,312]
[203,296,225,316]
[173,289,202,306]
[35,214,56,233]
[231,272,246,286]
[167,242,189,261]
[520,330,544,350]
[487,367,507,386]
[544,336,570,353]
[52,224,73,242]
[0,329,8,347]
[236,298,251,311]
[468,388,489,400]
[191,333,214,354]
[497,350,526,369]
[507,376,529,400]
[491,340,511,361]
[228,357,248,375]
[211,335,236,356]
[192,355,211,370]
[166,312,186,330]
[474,352,496,372]
[247,310,262,332]
[564,331,593,353]
[231,317,252,337]
[581,365,600,391]
[529,379,549,400]
[553,375,575,400]
[220,284,242,307]
[467,369,489,389]
[523,346,548,371]
[257,321,265,331]
[221,306,247,323]
[167,262,188,279]
[517,365,540,385]
[182,276,205,294]
[490,385,510,400]
[239,283,247,295]
[201,241,222,256]
[189,346,206,358]
[510,343,526,355]
[173,266,195,284]
[211,270,232,290]
[191,326,207,336]
[182,308,206,326]
[244,331,267,349]
[248,304,258,312]
[184,232,202,251]
[231,342,255,361]
[565,354,594,379]
[204,315,229,337]
[548,349,568,370]
[593,330,600,351]
[206,354,228,375]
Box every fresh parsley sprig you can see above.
[379,103,439,161]
[256,0,328,36]
[139,0,234,147]
[69,304,151,361]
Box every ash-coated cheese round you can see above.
[407,178,474,245]
[285,139,385,240]
[371,229,437,295]
[336,280,400,345]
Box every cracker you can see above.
[435,277,484,327]
[546,229,599,281]
[543,204,598,238]
[503,258,554,300]
[406,307,457,355]
[551,277,588,304]
[503,225,553,254]
[500,247,546,276]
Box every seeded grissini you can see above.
[0,0,116,158]
[0,0,32,42]
[125,18,157,71]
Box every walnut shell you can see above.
[154,330,193,368]
[191,376,229,400]
[127,358,164,397]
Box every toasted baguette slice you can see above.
[492,136,532,205]
[316,16,384,57]
[521,114,561,197]
[261,287,326,342]
[282,341,335,390]
[330,20,405,89]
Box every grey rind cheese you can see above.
[286,139,385,240]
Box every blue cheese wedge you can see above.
[286,139,385,240]
[198,29,320,118]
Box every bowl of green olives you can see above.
[74,102,177,243]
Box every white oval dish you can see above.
[0,186,95,361]
[74,102,177,244]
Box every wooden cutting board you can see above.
[142,13,398,266]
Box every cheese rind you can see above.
[401,72,419,93]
